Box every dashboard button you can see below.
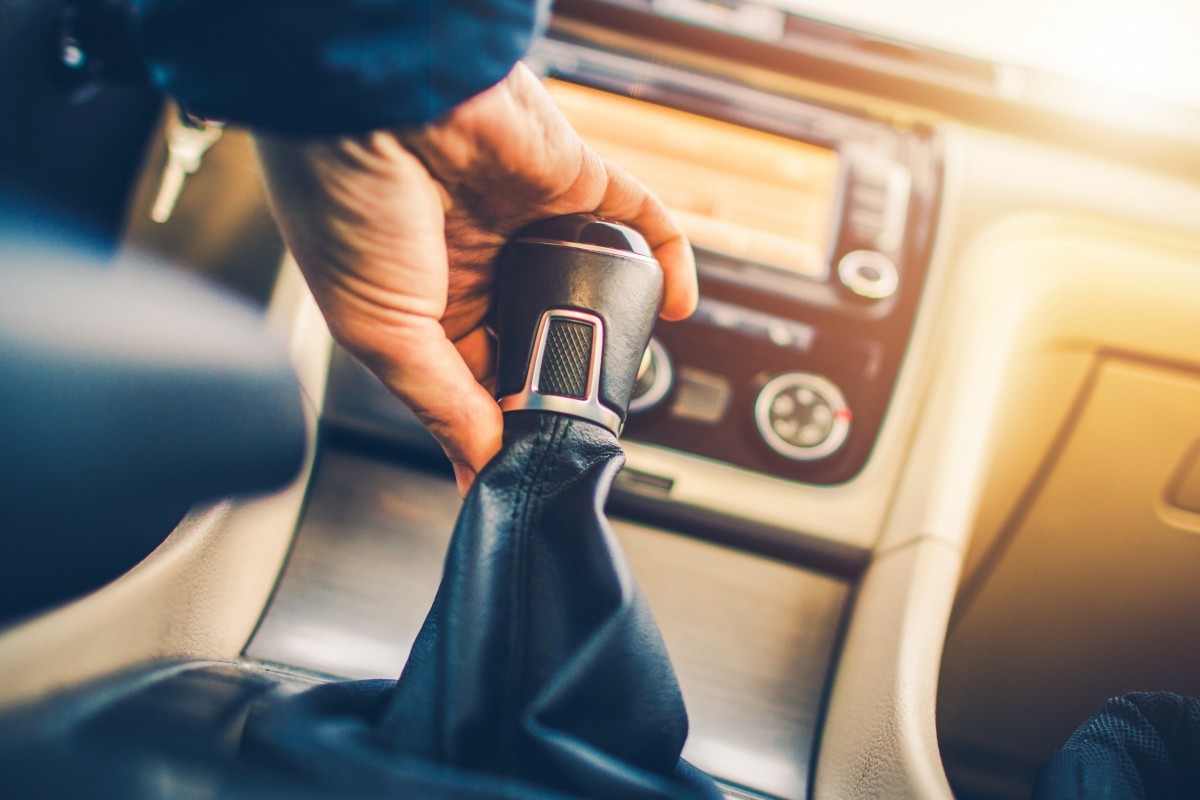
[755,372,851,460]
[669,366,731,424]
[837,250,899,300]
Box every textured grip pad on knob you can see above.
[538,318,594,399]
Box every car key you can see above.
[149,109,224,224]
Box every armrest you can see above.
[0,223,305,621]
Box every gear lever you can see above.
[242,215,720,800]
[492,214,664,434]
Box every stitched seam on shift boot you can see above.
[511,416,565,767]
[501,421,539,768]
[500,414,562,771]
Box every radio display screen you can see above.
[546,80,841,282]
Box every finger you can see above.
[454,325,496,392]
[647,234,698,322]
[589,155,698,321]
[354,316,503,495]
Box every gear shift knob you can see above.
[494,215,663,435]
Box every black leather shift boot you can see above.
[0,216,721,799]
[243,411,720,799]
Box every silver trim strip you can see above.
[510,237,658,263]
[497,308,623,434]
[629,337,673,413]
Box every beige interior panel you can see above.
[956,349,1095,584]
[936,214,1200,797]
[121,108,285,304]
[814,537,961,800]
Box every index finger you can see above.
[589,155,698,322]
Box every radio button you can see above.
[693,298,817,352]
[845,150,912,253]
[755,372,851,461]
[838,250,899,301]
[669,366,731,424]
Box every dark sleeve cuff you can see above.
[130,0,550,136]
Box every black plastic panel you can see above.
[0,0,160,245]
[529,37,943,485]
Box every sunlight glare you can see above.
[776,0,1200,110]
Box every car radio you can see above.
[528,36,943,485]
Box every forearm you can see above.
[122,0,549,135]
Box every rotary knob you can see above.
[629,337,673,413]
[837,250,899,301]
[755,372,851,461]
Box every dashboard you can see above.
[4,2,1200,800]
[536,44,941,485]
[253,17,949,794]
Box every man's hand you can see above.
[255,64,695,495]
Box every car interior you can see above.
[4,0,1200,798]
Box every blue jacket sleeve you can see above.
[130,0,550,135]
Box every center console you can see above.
[529,34,942,485]
[247,10,946,800]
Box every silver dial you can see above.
[629,337,673,413]
[755,372,851,461]
[837,250,899,300]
